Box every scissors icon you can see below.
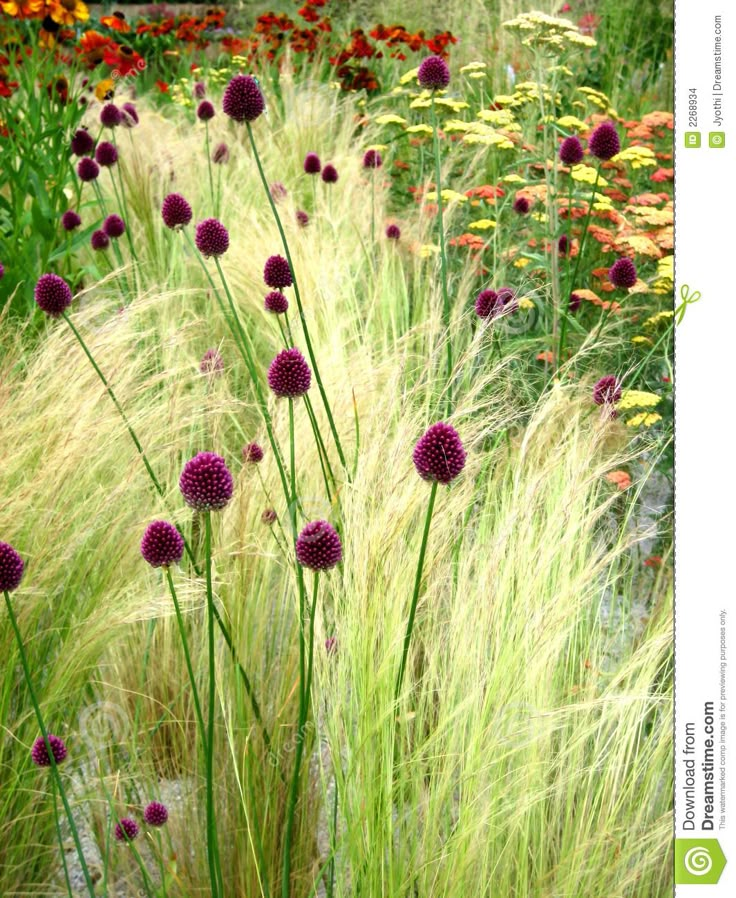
[675,284,702,325]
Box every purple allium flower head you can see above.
[263,254,292,289]
[264,290,289,314]
[222,74,265,123]
[270,182,288,202]
[242,442,264,464]
[296,520,343,571]
[267,347,312,398]
[140,521,184,568]
[569,292,582,313]
[143,802,168,827]
[474,288,501,319]
[200,348,224,375]
[34,273,72,317]
[61,210,82,231]
[71,127,95,157]
[325,636,337,654]
[593,375,622,406]
[417,54,451,90]
[303,152,321,175]
[100,103,122,128]
[413,422,466,484]
[497,286,518,313]
[193,82,206,100]
[557,234,569,256]
[121,103,139,127]
[363,149,382,169]
[77,157,100,182]
[197,100,215,122]
[31,734,67,767]
[95,141,118,167]
[321,163,338,184]
[608,257,637,289]
[385,224,401,240]
[261,508,277,525]
[103,214,125,239]
[588,121,621,160]
[179,452,234,512]
[161,193,192,230]
[0,541,24,592]
[296,210,309,228]
[212,142,229,164]
[513,195,530,215]
[559,135,584,165]
[91,229,110,251]
[114,818,140,842]
[195,218,229,257]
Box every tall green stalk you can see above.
[3,591,96,898]
[395,480,438,702]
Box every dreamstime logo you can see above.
[111,58,147,82]
[683,846,713,876]
[77,701,130,765]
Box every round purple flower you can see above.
[413,422,466,484]
[0,541,24,592]
[559,135,584,165]
[91,229,110,251]
[363,149,382,169]
[179,452,234,512]
[474,288,501,319]
[270,182,288,202]
[303,152,321,175]
[609,257,637,289]
[200,348,224,375]
[513,195,530,214]
[267,347,312,398]
[95,141,118,167]
[296,210,309,228]
[114,818,139,842]
[593,375,622,406]
[296,520,343,571]
[103,214,125,239]
[262,508,277,525]
[263,254,292,289]
[264,290,289,314]
[100,103,122,128]
[193,82,206,100]
[588,121,621,161]
[71,128,95,157]
[121,103,139,127]
[321,164,338,184]
[34,273,72,317]
[569,292,582,313]
[161,193,192,230]
[222,74,265,123]
[61,210,82,231]
[242,442,264,464]
[140,521,184,568]
[197,100,215,122]
[77,157,100,182]
[143,802,168,827]
[31,734,67,767]
[417,55,451,90]
[212,142,229,164]
[195,218,229,257]
[497,286,518,313]
[385,224,401,240]
[558,234,569,256]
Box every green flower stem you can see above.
[3,591,96,898]
[395,479,438,702]
[204,122,216,215]
[246,121,349,479]
[63,305,275,767]
[429,96,453,413]
[204,511,224,898]
[164,568,206,738]
[51,777,74,898]
[110,133,139,265]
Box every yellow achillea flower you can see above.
[477,109,516,127]
[49,0,89,26]
[503,11,597,51]
[616,235,661,258]
[417,244,440,258]
[617,390,661,410]
[570,164,609,187]
[400,67,420,85]
[409,98,432,109]
[406,124,433,135]
[375,114,407,126]
[443,120,471,133]
[631,336,653,346]
[643,310,675,328]
[556,115,587,131]
[459,61,487,72]
[434,98,470,111]
[516,262,533,273]
[468,219,496,230]
[493,95,516,106]
[626,412,662,428]
[424,189,468,204]
[468,72,487,80]
[502,174,526,184]
[612,145,657,169]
